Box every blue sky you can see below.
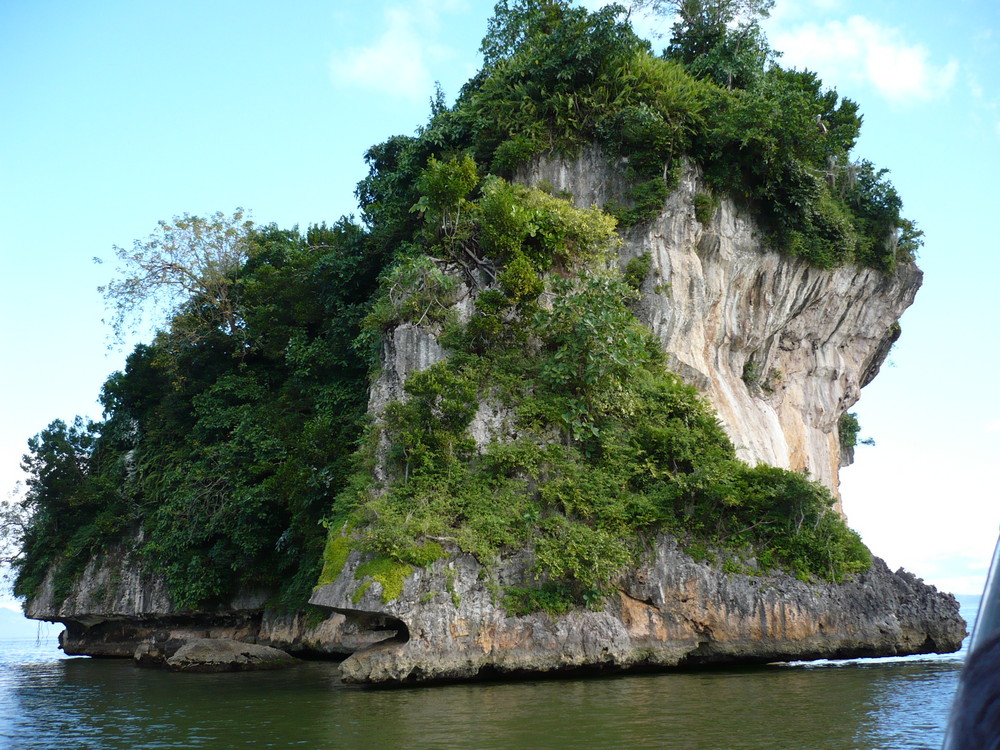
[1,0,997,613]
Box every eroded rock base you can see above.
[311,536,965,685]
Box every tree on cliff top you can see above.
[480,0,571,68]
[1,487,29,582]
[632,0,775,89]
[98,208,255,346]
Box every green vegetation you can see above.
[99,209,256,344]
[839,412,876,450]
[624,252,653,290]
[6,0,895,615]
[11,221,385,610]
[693,192,719,225]
[504,582,577,617]
[317,526,354,588]
[354,557,414,604]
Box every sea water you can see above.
[0,597,978,750]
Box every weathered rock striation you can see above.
[312,536,963,684]
[520,153,921,505]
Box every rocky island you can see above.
[10,1,964,681]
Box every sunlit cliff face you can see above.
[520,153,921,512]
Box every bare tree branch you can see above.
[97,208,254,345]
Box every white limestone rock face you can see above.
[25,534,187,625]
[520,154,921,506]
[368,322,451,485]
[368,322,449,417]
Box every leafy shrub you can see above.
[497,252,544,304]
[490,134,545,174]
[477,177,620,270]
[503,582,577,617]
[623,253,652,290]
[839,412,875,450]
[693,192,719,225]
[534,515,633,592]
[363,255,461,332]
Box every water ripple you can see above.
[0,636,965,749]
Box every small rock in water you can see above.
[162,638,297,673]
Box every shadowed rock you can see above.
[159,638,298,673]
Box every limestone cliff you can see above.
[520,153,921,505]
[305,153,957,683]
[26,154,957,680]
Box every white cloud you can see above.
[769,0,843,26]
[329,4,463,102]
[771,15,958,104]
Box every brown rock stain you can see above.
[619,592,668,640]
[449,617,470,639]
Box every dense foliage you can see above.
[331,161,869,613]
[13,222,384,609]
[420,0,919,268]
[9,0,898,612]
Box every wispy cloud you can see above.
[768,0,843,26]
[771,15,958,104]
[329,2,464,102]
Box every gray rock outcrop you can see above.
[162,638,297,673]
[311,536,964,684]
[26,534,376,659]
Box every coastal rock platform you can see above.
[311,536,965,684]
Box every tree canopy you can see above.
[98,209,255,344]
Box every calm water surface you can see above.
[0,597,977,750]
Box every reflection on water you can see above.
[0,597,975,750]
[860,661,960,750]
[1,641,961,750]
